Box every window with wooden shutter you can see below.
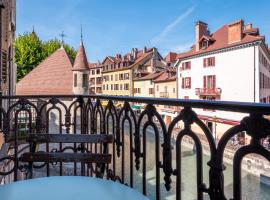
[182,78,184,88]
[213,75,216,89]
[203,76,206,88]
[203,58,206,67]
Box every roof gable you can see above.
[16,48,74,95]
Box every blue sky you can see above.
[17,0,270,62]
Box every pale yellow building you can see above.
[101,47,167,96]
[154,70,178,125]
[89,62,102,94]
[133,72,163,98]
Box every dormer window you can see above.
[201,40,208,49]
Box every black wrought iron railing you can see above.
[0,95,270,200]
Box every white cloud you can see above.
[151,7,195,45]
[171,42,193,52]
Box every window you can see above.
[103,85,105,90]
[97,69,100,74]
[181,61,191,70]
[115,74,118,81]
[74,74,77,87]
[119,74,124,80]
[203,57,215,67]
[157,85,159,91]
[201,41,208,49]
[124,73,129,80]
[120,84,123,90]
[149,88,154,95]
[134,88,141,93]
[111,75,113,81]
[165,86,168,93]
[92,70,95,75]
[173,88,176,93]
[90,78,95,84]
[2,50,7,83]
[83,74,88,87]
[115,84,119,90]
[124,84,129,90]
[111,84,113,90]
[106,85,109,90]
[203,75,216,89]
[182,77,191,89]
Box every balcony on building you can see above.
[195,87,222,97]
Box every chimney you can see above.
[116,54,121,59]
[195,21,208,51]
[244,23,252,30]
[134,48,138,59]
[143,46,147,53]
[228,19,243,44]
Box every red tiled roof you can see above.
[88,62,101,69]
[134,71,163,81]
[73,42,89,71]
[176,23,264,60]
[16,48,74,95]
[153,70,176,83]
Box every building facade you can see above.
[175,19,269,140]
[101,47,168,96]
[89,62,102,94]
[154,70,177,125]
[1,0,16,97]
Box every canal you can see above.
[116,127,270,200]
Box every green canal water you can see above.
[118,129,270,200]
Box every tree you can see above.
[43,39,77,61]
[14,32,43,81]
[14,32,77,81]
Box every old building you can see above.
[133,72,163,98]
[89,62,102,94]
[101,47,168,96]
[175,19,269,140]
[0,0,16,96]
[153,69,177,125]
[72,41,89,95]
[16,42,89,95]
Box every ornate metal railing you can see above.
[0,95,270,200]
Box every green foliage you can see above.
[14,32,77,81]
[14,32,43,81]
[43,39,77,61]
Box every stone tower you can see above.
[72,41,89,95]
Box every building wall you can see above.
[73,71,89,95]
[258,44,270,102]
[133,80,154,97]
[177,45,259,121]
[1,0,16,96]
[102,69,132,96]
[155,80,177,126]
[89,66,102,94]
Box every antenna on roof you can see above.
[59,31,66,48]
[80,25,83,44]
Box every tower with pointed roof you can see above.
[72,35,89,95]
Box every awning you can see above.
[131,105,143,110]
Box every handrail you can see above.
[1,94,270,114]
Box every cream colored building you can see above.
[154,70,178,125]
[89,62,102,94]
[133,72,163,98]
[101,47,167,96]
